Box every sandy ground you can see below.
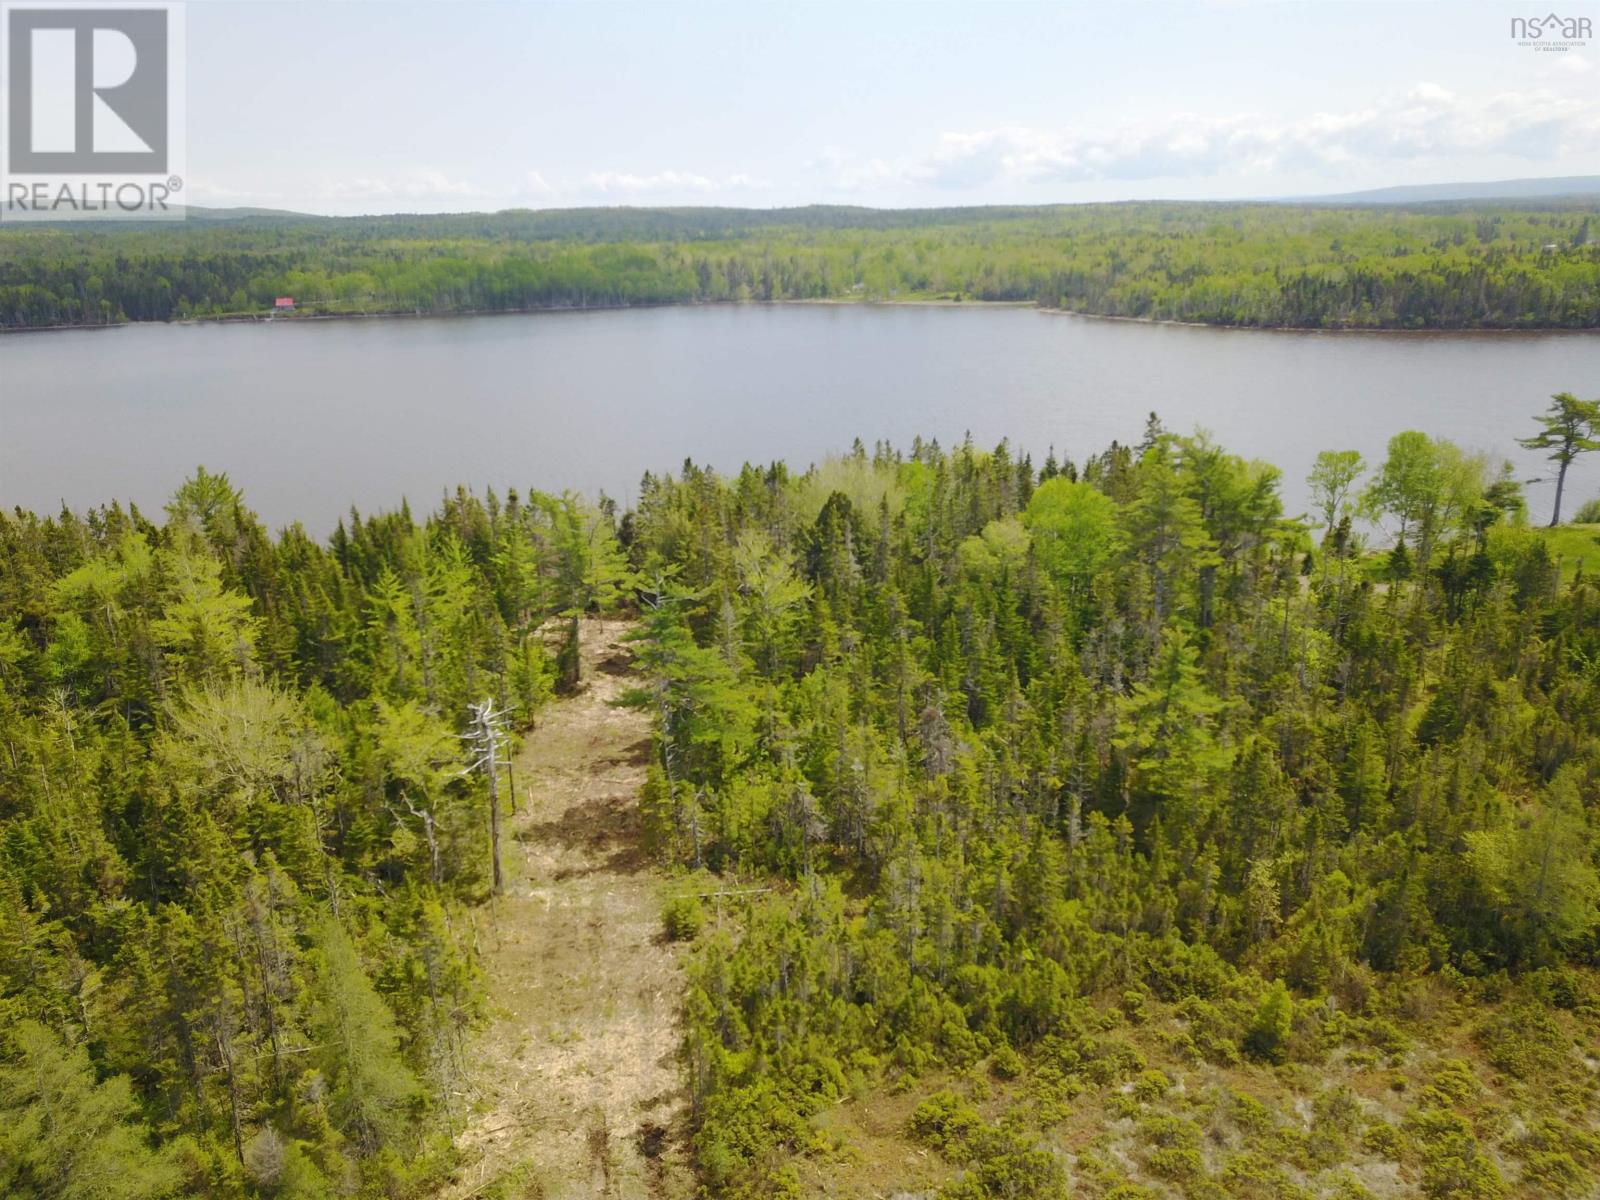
[442,619,693,1200]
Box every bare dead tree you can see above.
[462,698,512,894]
[390,790,441,885]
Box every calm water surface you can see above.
[3,305,1597,533]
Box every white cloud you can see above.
[524,170,559,198]
[579,169,762,196]
[318,171,486,203]
[818,82,1600,193]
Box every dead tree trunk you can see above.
[465,698,511,894]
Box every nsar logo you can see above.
[1510,11,1593,49]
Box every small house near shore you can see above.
[273,296,295,313]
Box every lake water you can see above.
[3,304,1597,534]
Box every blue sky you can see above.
[183,0,1600,213]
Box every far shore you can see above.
[2,295,1596,336]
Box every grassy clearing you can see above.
[1536,523,1600,582]
[440,620,693,1200]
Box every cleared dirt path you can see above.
[445,619,692,1200]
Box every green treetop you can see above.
[1518,391,1600,527]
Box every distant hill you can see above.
[0,203,322,229]
[158,180,1600,220]
[8,181,1598,232]
[1301,176,1600,204]
[179,204,319,221]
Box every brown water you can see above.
[2,304,1596,532]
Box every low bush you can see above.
[909,1090,982,1159]
[662,893,707,941]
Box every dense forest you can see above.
[621,422,1600,1200]
[0,475,627,1197]
[3,405,1600,1198]
[1,200,1597,330]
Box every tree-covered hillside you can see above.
[620,424,1600,1199]
[3,413,1599,1199]
[1,201,1596,330]
[0,476,630,1198]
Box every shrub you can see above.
[1304,1086,1362,1169]
[1509,1119,1600,1197]
[1132,1069,1171,1103]
[989,1043,1024,1080]
[1362,1120,1406,1161]
[1327,1175,1380,1200]
[910,1090,982,1159]
[1407,1108,1505,1200]
[1106,1092,1140,1120]
[940,1126,1067,1200]
[1243,980,1294,1064]
[1229,1090,1278,1137]
[661,893,706,941]
[1083,1037,1147,1086]
[1177,996,1243,1065]
[1120,988,1150,1024]
[1424,1059,1479,1107]
[1216,1151,1301,1199]
[1475,1004,1570,1082]
[1356,1015,1409,1058]
[1146,1145,1203,1181]
[1100,1186,1157,1200]
[1138,1113,1201,1150]
[1518,1153,1588,1197]
[1515,1117,1600,1166]
[1527,966,1588,1011]
[1573,496,1600,524]
[695,1079,818,1196]
[1420,1152,1504,1199]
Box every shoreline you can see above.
[1035,306,1600,337]
[2,295,1596,336]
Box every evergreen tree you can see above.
[311,916,420,1154]
[1518,391,1600,526]
[0,1021,183,1200]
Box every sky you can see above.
[168,1,1600,213]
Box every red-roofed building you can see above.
[274,296,295,312]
